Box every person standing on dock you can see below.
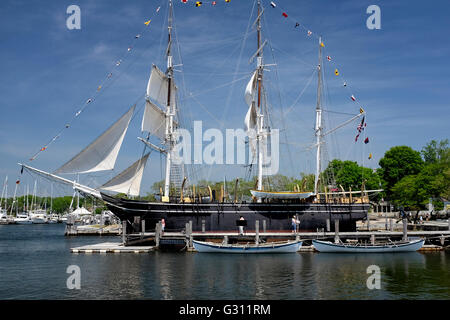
[161,218,165,234]
[238,216,245,235]
[292,216,297,233]
[292,216,300,233]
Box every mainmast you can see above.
[256,0,264,193]
[314,36,324,195]
[163,0,175,201]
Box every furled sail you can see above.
[100,153,150,197]
[55,105,135,174]
[141,100,166,140]
[244,71,258,161]
[244,71,257,131]
[244,71,257,107]
[146,65,177,108]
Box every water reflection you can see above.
[0,225,449,299]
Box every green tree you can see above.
[421,139,449,164]
[297,173,315,192]
[378,146,423,198]
[391,141,449,210]
[322,159,380,192]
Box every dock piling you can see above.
[122,220,127,245]
[189,221,193,248]
[223,235,228,245]
[371,234,375,245]
[448,219,450,231]
[389,219,393,232]
[185,222,190,248]
[402,218,408,241]
[334,219,340,243]
[155,222,161,248]
[141,220,145,240]
[263,220,266,233]
[202,220,205,233]
[326,219,330,232]
[255,220,260,244]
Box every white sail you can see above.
[244,71,257,131]
[244,105,257,132]
[146,65,177,108]
[244,71,257,107]
[55,105,135,174]
[100,153,150,197]
[244,71,258,160]
[141,100,166,140]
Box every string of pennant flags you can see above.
[26,0,373,174]
[176,0,372,153]
[181,0,231,6]
[26,3,164,165]
[266,0,372,157]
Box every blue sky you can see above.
[0,0,449,197]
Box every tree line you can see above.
[3,140,447,213]
[144,139,449,211]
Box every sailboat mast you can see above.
[32,180,36,211]
[77,173,80,208]
[256,0,264,193]
[10,182,18,216]
[0,176,6,209]
[50,183,53,213]
[163,0,175,201]
[314,36,324,195]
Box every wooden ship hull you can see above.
[192,240,302,253]
[101,193,369,233]
[312,239,425,253]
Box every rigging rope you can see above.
[26,1,165,164]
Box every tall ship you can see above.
[20,0,380,233]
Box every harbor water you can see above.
[0,224,449,300]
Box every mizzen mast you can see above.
[256,0,265,194]
[314,36,324,196]
[163,0,175,201]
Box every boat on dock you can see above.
[14,212,32,225]
[30,209,48,224]
[312,238,425,253]
[192,239,302,253]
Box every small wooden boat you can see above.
[193,240,302,253]
[312,238,425,253]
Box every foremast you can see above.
[314,36,324,195]
[163,0,175,202]
[255,0,265,194]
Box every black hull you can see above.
[101,193,369,233]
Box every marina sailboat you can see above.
[13,184,32,224]
[20,0,380,234]
[0,176,10,223]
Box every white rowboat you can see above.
[193,240,302,253]
[312,238,425,253]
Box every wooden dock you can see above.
[65,223,122,236]
[69,218,450,253]
[71,242,154,253]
